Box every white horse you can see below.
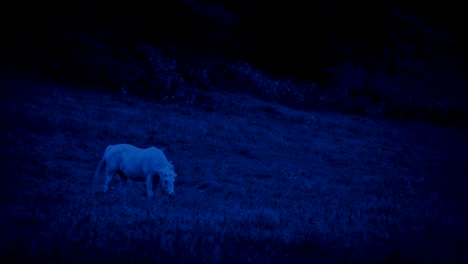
[93,144,177,200]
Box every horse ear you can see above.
[160,147,166,152]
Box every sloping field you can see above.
[1,73,467,263]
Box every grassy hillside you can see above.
[1,73,467,263]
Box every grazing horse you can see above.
[93,144,177,199]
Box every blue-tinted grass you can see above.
[1,75,466,263]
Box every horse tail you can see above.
[93,146,110,194]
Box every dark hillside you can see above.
[1,1,468,262]
[1,0,467,126]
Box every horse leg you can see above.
[146,175,153,200]
[118,173,127,191]
[103,171,115,192]
[120,176,128,204]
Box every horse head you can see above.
[160,167,177,197]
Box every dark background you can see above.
[2,0,468,126]
[1,1,468,263]
[4,0,467,74]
